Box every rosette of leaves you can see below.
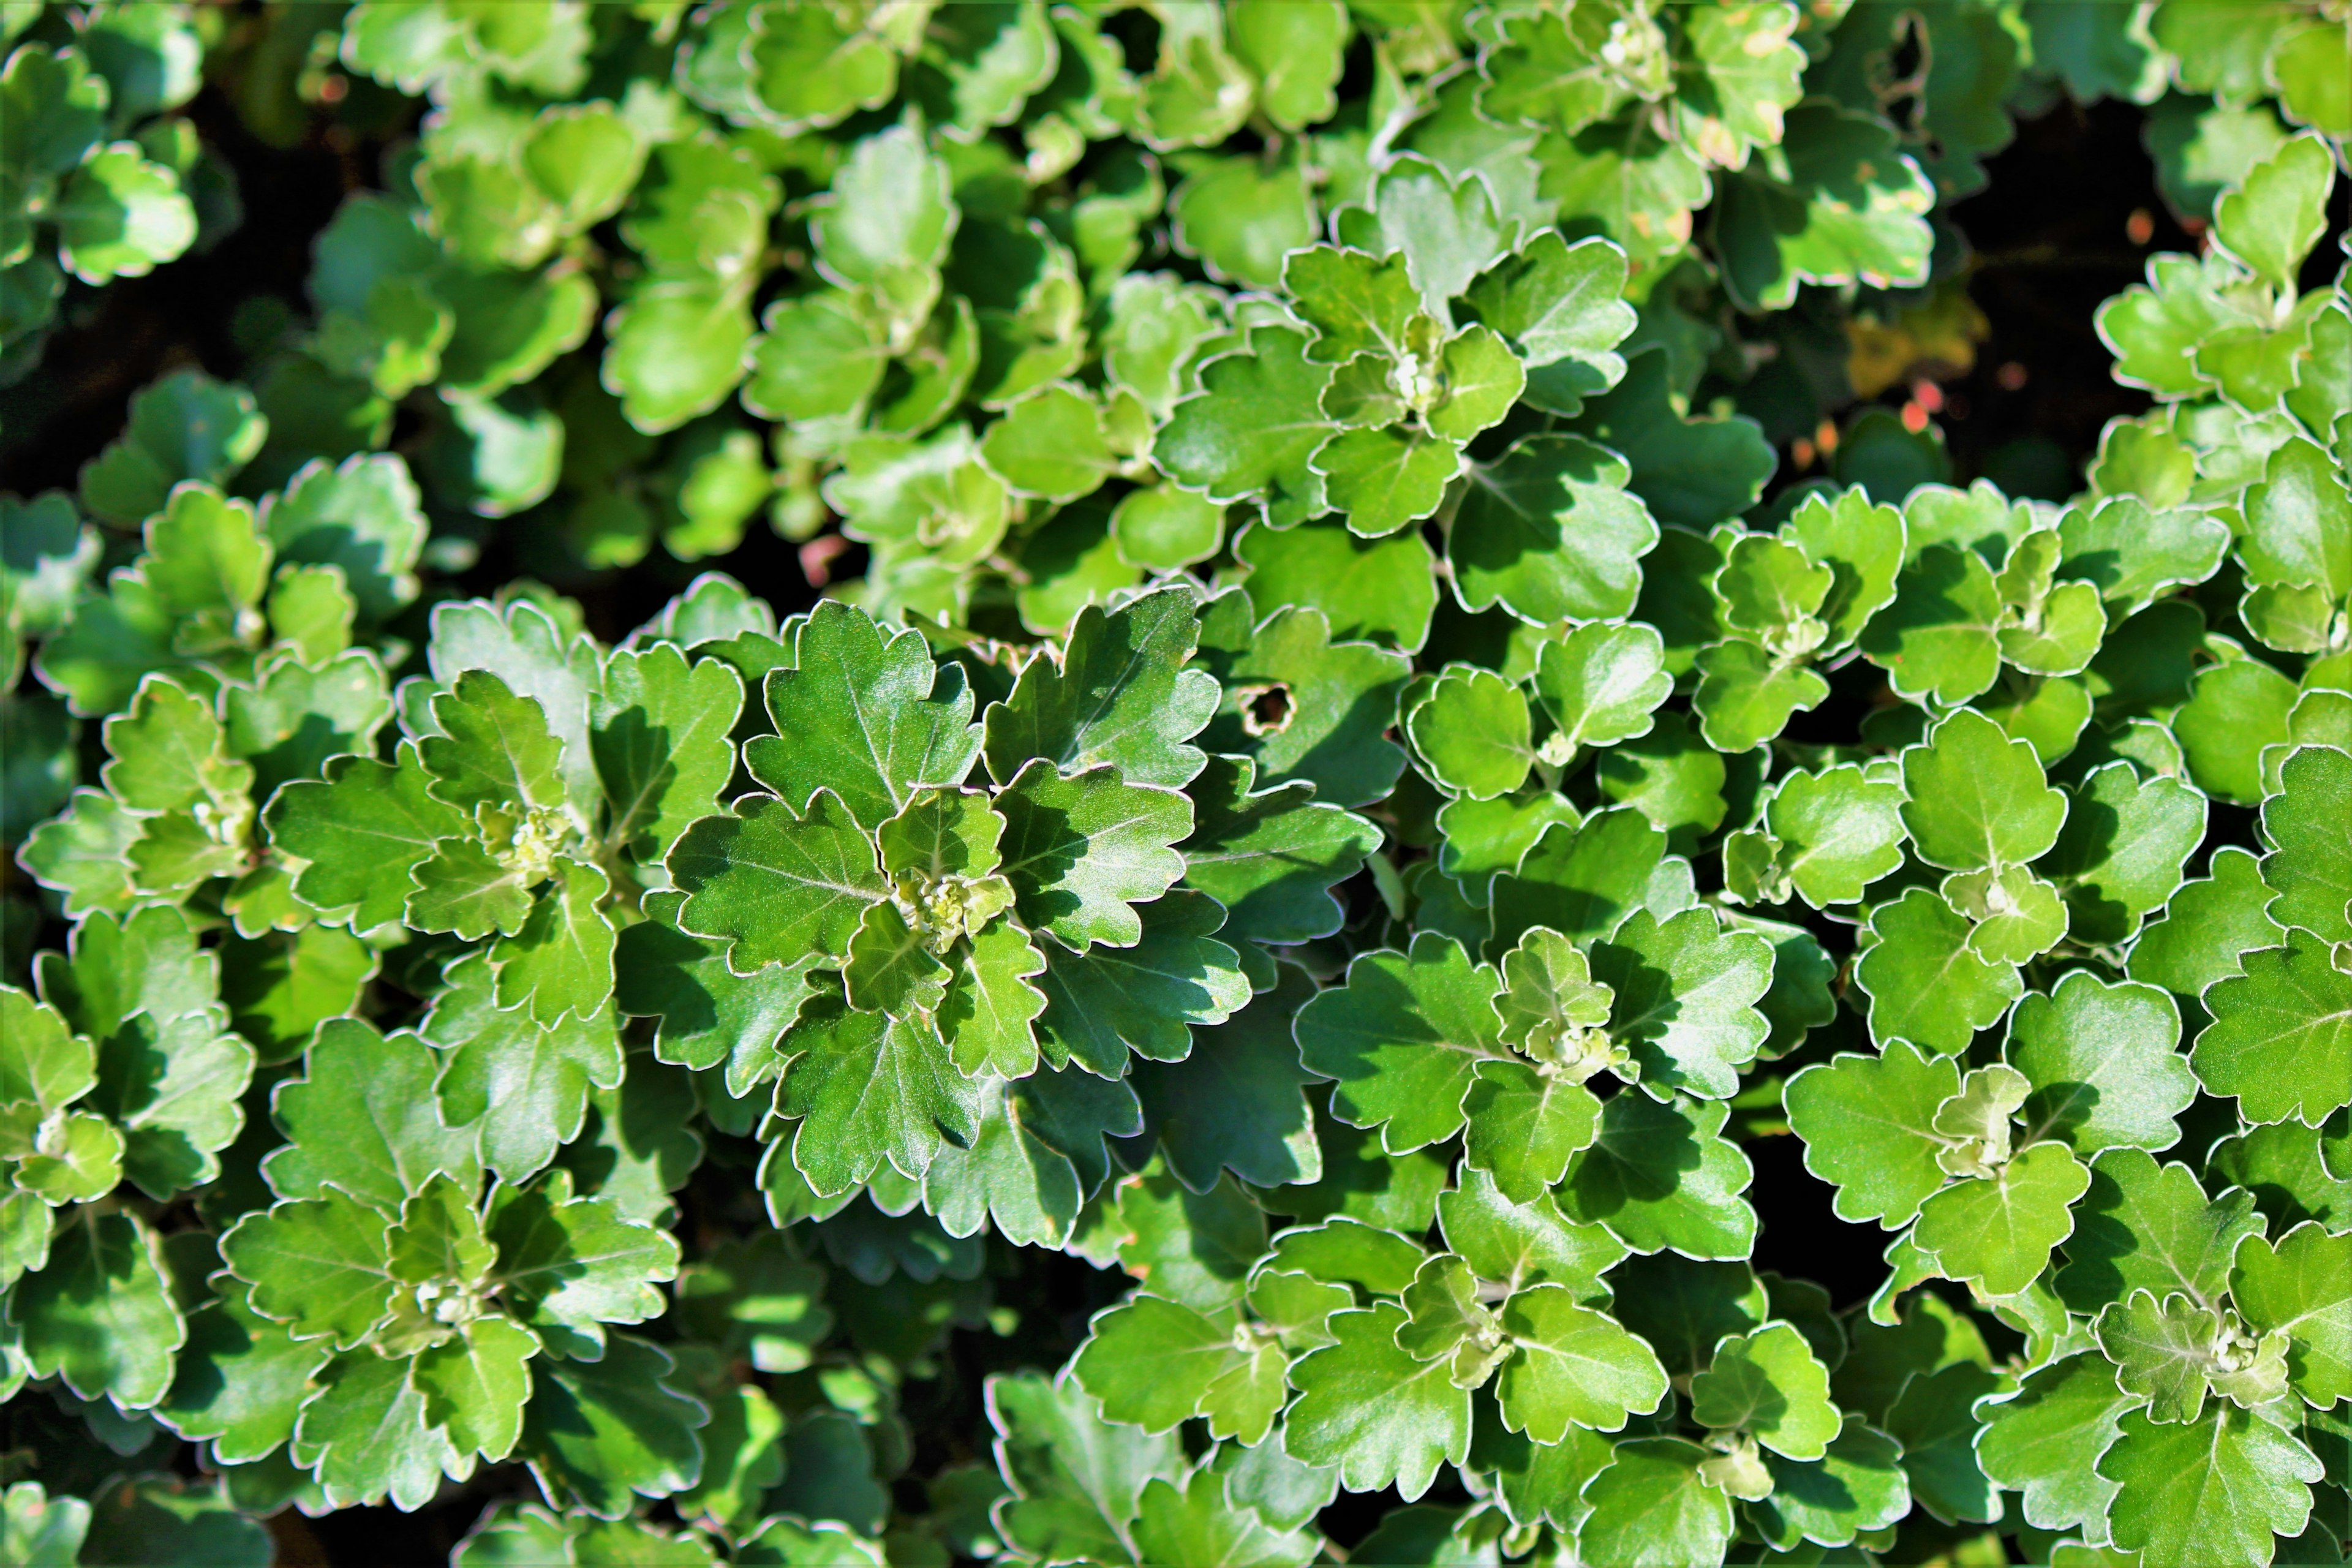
[262,590,743,1180]
[36,403,429,723]
[1158,157,1652,564]
[1,4,221,377]
[0,908,253,1417]
[179,1019,695,1514]
[655,586,1378,1242]
[986,1366,1325,1567]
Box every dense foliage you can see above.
[2,1,2350,1564]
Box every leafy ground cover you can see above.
[2,1,2350,1564]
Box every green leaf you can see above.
[1461,232,1633,397]
[413,1313,538,1463]
[2231,1221,2352,1411]
[1073,1293,1250,1436]
[269,745,466,932]
[983,586,1217,791]
[1567,348,1774,530]
[2195,929,2352,1128]
[1590,908,1771,1101]
[2127,846,2283,1002]
[1447,434,1659,625]
[262,1018,481,1211]
[426,954,623,1183]
[1195,593,1411,809]
[1440,1167,1626,1301]
[1900,707,2067,872]
[159,1286,333,1464]
[2175,657,2298,806]
[1977,1352,2127,1541]
[1295,932,1506,1154]
[1397,1252,1508,1388]
[670,789,888,972]
[1745,764,1908,910]
[1559,1091,1757,1260]
[1179,755,1381,946]
[774,1000,979,1195]
[1692,636,1830,753]
[2212,134,2336,292]
[1031,889,1247,1075]
[1882,1359,2004,1526]
[1575,1438,1735,1568]
[1784,1042,1961,1227]
[1285,1303,1472,1502]
[0,987,95,1115]
[1283,246,1420,364]
[55,142,195,284]
[2100,1404,2323,1567]
[1752,1420,1912,1551]
[420,669,568,818]
[10,1210,181,1410]
[2007,971,2195,1155]
[1490,809,1666,954]
[292,1350,464,1510]
[222,1186,394,1349]
[2260,743,2352,948]
[1129,1466,1320,1568]
[2241,437,2352,609]
[1463,1060,1603,1208]
[995,760,1189,952]
[1408,666,1531,801]
[1914,1140,2089,1295]
[1498,1284,1669,1443]
[987,1368,1183,1567]
[939,918,1050,1080]
[591,644,741,867]
[1528,622,1669,762]
[2048,761,2209,944]
[2057,496,2230,616]
[1714,103,1934,311]
[482,856,613,1027]
[1690,1320,1839,1460]
[2054,1148,2262,1316]
[1860,543,2005,706]
[2095,1289,2282,1423]
[1109,1166,1262,1316]
[522,1335,707,1517]
[1854,888,2024,1056]
[980,383,1118,503]
[489,1177,677,1350]
[75,370,265,529]
[1314,426,1463,538]
[1155,326,1333,529]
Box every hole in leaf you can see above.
[1236,682,1294,737]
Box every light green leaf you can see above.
[1498,1284,1668,1443]
[2100,1404,2322,1567]
[2194,928,2352,1127]
[983,586,1217,791]
[10,1210,183,1410]
[1408,666,1531,801]
[1914,1141,2089,1296]
[1559,1092,1757,1260]
[1285,1303,1472,1503]
[1784,1042,1960,1228]
[2231,1221,2352,1411]
[1448,434,1659,625]
[1575,1438,1735,1568]
[2008,971,2195,1155]
[995,760,1189,952]
[1690,1320,1839,1461]
[1295,932,1506,1154]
